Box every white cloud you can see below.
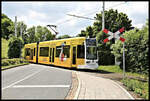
[105,1,148,28]
[2,1,148,36]
[17,10,49,28]
[28,10,47,20]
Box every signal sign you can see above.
[103,27,125,43]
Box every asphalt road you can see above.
[2,64,72,99]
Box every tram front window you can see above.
[86,46,97,60]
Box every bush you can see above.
[7,59,16,65]
[121,78,149,99]
[2,60,10,66]
[111,20,149,74]
[2,58,29,66]
[96,31,115,65]
[8,36,24,59]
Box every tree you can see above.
[86,26,94,38]
[25,26,37,43]
[95,9,133,65]
[35,26,54,42]
[96,31,115,65]
[16,21,27,37]
[77,30,86,37]
[94,9,133,34]
[111,20,149,74]
[25,25,54,43]
[1,14,14,40]
[78,26,94,38]
[57,34,71,39]
[8,36,24,58]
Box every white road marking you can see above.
[12,85,70,88]
[2,69,43,90]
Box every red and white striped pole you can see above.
[103,27,125,43]
[103,27,126,79]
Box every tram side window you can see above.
[40,47,49,57]
[25,48,30,56]
[63,46,70,58]
[77,45,85,58]
[56,46,61,57]
[56,46,70,58]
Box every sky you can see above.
[2,1,149,37]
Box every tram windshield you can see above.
[86,39,97,60]
[86,46,97,60]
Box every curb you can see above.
[1,63,30,71]
[74,71,81,99]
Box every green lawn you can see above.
[97,65,148,80]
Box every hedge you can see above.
[2,58,29,66]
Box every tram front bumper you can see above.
[77,64,99,70]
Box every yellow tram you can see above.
[24,37,98,69]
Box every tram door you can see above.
[30,49,33,60]
[49,47,55,64]
[72,46,76,67]
[49,48,52,63]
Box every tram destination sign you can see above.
[86,39,96,46]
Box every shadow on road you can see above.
[32,63,114,74]
[44,64,113,74]
[71,68,114,74]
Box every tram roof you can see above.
[25,37,86,45]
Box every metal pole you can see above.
[20,23,23,58]
[102,1,105,30]
[20,23,23,37]
[123,42,125,79]
[115,39,117,65]
[15,16,17,37]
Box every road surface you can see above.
[2,64,72,99]
[2,64,134,99]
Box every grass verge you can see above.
[121,78,149,99]
[1,63,30,70]
[97,65,148,81]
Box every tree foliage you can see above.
[1,13,14,40]
[35,25,54,42]
[111,20,149,74]
[16,21,27,37]
[78,9,133,38]
[57,34,71,39]
[95,9,133,65]
[77,9,133,65]
[94,9,133,34]
[8,36,24,58]
[25,25,54,43]
[77,30,86,37]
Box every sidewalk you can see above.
[74,71,134,99]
